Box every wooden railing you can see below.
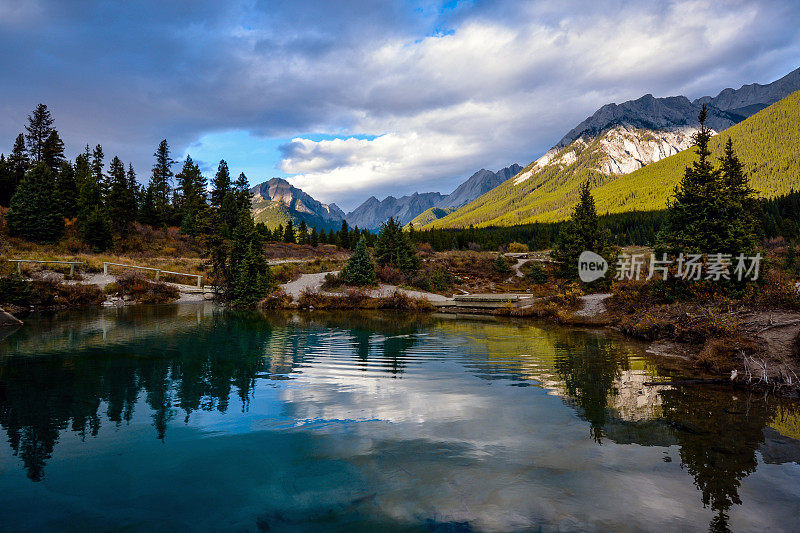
[8,259,83,276]
[103,262,203,288]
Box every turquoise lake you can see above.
[0,303,798,531]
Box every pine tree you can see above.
[57,161,78,218]
[283,219,296,243]
[233,172,252,211]
[0,134,28,206]
[297,220,309,244]
[91,144,105,197]
[24,104,55,162]
[126,163,139,220]
[149,139,173,225]
[339,220,350,249]
[657,105,726,253]
[175,155,207,229]
[41,130,65,175]
[310,227,319,247]
[107,156,136,236]
[551,180,615,279]
[343,235,376,286]
[374,217,419,273]
[213,209,274,307]
[6,163,64,242]
[82,206,113,251]
[210,160,231,208]
[718,137,758,254]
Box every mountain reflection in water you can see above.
[0,304,798,531]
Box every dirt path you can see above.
[576,293,612,317]
[281,271,340,299]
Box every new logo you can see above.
[578,251,608,282]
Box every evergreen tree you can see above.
[283,219,296,243]
[175,156,207,230]
[126,164,139,220]
[6,163,64,242]
[219,191,240,237]
[310,226,319,247]
[343,235,376,286]
[82,206,113,251]
[24,104,55,162]
[211,209,274,307]
[149,139,174,225]
[74,146,91,189]
[56,161,78,218]
[41,130,65,175]
[328,228,336,246]
[339,219,350,249]
[657,105,726,253]
[107,156,137,236]
[233,172,252,211]
[718,137,758,253]
[297,220,309,244]
[551,180,614,279]
[374,217,419,273]
[276,224,284,243]
[91,144,105,196]
[0,134,28,206]
[210,160,231,208]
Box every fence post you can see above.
[196,275,201,288]
[69,264,75,277]
[104,263,108,275]
[155,270,160,281]
[16,261,22,275]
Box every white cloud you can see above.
[270,0,798,207]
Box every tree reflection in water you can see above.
[0,306,797,532]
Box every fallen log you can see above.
[0,306,23,327]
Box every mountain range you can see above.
[419,66,800,229]
[250,178,345,231]
[248,66,800,233]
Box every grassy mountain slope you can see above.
[407,207,455,228]
[423,90,800,228]
[251,196,342,231]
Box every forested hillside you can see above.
[423,90,800,228]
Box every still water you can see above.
[0,304,798,532]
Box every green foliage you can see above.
[0,134,28,207]
[24,103,55,163]
[210,160,231,208]
[343,236,376,286]
[658,107,758,255]
[525,263,548,284]
[81,206,113,252]
[374,217,419,273]
[148,139,174,226]
[492,253,511,275]
[210,209,275,308]
[6,163,64,242]
[56,161,78,218]
[551,180,615,279]
[106,155,137,237]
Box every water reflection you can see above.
[0,305,798,530]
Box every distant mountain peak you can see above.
[249,178,344,230]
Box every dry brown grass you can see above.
[104,272,180,304]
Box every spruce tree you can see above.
[107,156,137,236]
[283,219,296,243]
[149,139,174,225]
[91,144,105,197]
[339,219,350,249]
[24,104,55,162]
[343,235,376,286]
[175,156,207,228]
[220,209,274,307]
[6,163,64,242]
[297,220,309,244]
[0,134,28,206]
[233,172,252,211]
[657,105,726,253]
[310,226,319,247]
[57,161,78,218]
[551,180,614,279]
[42,130,65,175]
[718,137,757,254]
[374,217,419,273]
[82,206,113,251]
[210,160,231,208]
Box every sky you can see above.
[1,0,799,211]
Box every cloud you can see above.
[0,0,798,209]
